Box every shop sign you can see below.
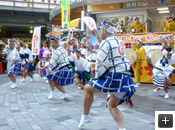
[116,33,175,43]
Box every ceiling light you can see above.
[157,7,168,10]
[30,30,33,34]
[159,10,170,13]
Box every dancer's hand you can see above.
[88,64,91,71]
[9,59,14,62]
[90,29,99,37]
[40,67,46,70]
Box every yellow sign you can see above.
[133,61,175,84]
[91,0,175,12]
[61,0,70,28]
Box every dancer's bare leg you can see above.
[83,84,101,115]
[54,82,66,94]
[48,79,55,91]
[164,78,170,93]
[27,72,33,79]
[9,74,16,83]
[107,94,125,129]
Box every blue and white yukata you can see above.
[153,55,175,89]
[3,46,21,76]
[68,52,90,85]
[20,47,35,72]
[88,35,135,105]
[45,46,73,86]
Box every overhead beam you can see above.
[0,22,46,27]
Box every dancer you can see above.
[77,43,81,49]
[68,49,90,89]
[89,44,99,62]
[160,39,169,54]
[80,43,88,59]
[3,40,21,88]
[153,48,175,99]
[78,21,135,130]
[40,37,73,100]
[18,40,35,82]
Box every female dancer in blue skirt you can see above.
[3,40,21,88]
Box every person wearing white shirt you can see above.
[80,44,88,59]
[40,37,73,100]
[153,48,175,99]
[3,40,22,89]
[18,40,35,82]
[77,43,81,50]
[86,47,92,62]
[88,44,99,79]
[89,44,99,62]
[68,49,90,88]
[62,43,69,58]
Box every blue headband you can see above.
[10,40,16,45]
[75,49,81,53]
[51,36,60,42]
[165,50,173,55]
[100,20,115,34]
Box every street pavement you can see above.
[0,73,175,130]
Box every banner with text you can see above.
[116,33,175,43]
[61,0,70,29]
[32,26,41,55]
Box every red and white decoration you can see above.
[32,26,41,55]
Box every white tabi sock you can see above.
[119,128,126,130]
[12,82,16,85]
[82,114,91,120]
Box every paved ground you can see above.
[0,73,175,130]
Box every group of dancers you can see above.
[3,20,175,129]
[2,21,136,130]
[2,39,35,88]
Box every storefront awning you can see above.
[70,18,81,28]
